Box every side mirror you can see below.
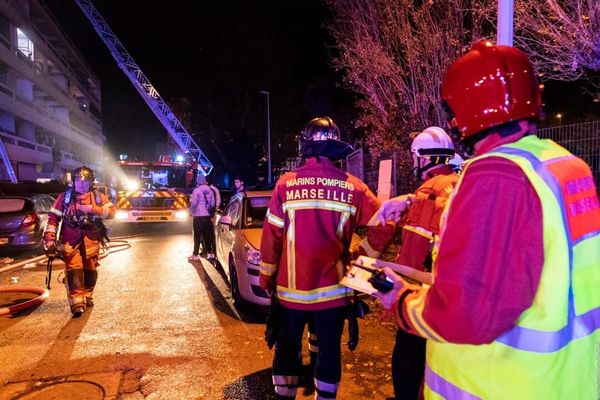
[218,215,233,226]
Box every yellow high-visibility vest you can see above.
[426,136,600,399]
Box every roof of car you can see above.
[0,193,53,199]
[244,190,273,198]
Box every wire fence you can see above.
[358,120,600,196]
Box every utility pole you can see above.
[259,91,272,184]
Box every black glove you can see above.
[265,293,282,349]
[347,310,359,351]
[44,242,57,257]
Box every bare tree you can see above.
[514,0,600,81]
[326,0,493,162]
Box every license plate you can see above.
[142,217,162,221]
[0,238,8,245]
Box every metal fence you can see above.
[538,121,600,188]
[357,120,600,196]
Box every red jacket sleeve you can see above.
[259,180,285,285]
[396,157,544,344]
[356,183,396,258]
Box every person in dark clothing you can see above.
[188,174,216,261]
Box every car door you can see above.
[216,197,242,270]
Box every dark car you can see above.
[0,194,55,252]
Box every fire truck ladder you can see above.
[0,139,17,183]
[74,0,213,175]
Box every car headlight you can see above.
[175,210,188,220]
[246,246,261,266]
[115,210,128,220]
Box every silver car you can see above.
[0,194,54,252]
[215,190,362,308]
[216,191,272,307]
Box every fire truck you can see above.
[112,158,195,223]
[75,0,214,210]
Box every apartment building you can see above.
[0,0,103,182]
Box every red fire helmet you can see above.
[441,40,542,140]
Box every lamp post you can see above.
[259,90,272,184]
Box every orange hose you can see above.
[0,286,49,317]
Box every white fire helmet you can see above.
[410,127,455,179]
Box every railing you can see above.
[361,121,600,195]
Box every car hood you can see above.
[241,228,262,250]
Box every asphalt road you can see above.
[0,222,398,399]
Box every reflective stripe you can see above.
[336,211,350,239]
[403,224,433,240]
[260,261,277,276]
[425,363,481,400]
[497,306,600,353]
[273,375,299,385]
[359,237,381,258]
[267,210,284,228]
[406,291,446,342]
[49,207,63,217]
[287,210,296,289]
[283,199,356,215]
[274,385,297,397]
[277,284,352,304]
[315,379,339,394]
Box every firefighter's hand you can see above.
[259,273,276,297]
[76,204,93,213]
[375,194,415,225]
[44,240,56,256]
[375,267,405,311]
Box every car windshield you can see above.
[242,196,269,228]
[0,199,26,213]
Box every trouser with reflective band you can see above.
[308,315,318,367]
[272,306,346,399]
[392,328,425,400]
[63,241,99,310]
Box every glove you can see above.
[265,293,282,349]
[259,273,276,295]
[44,240,57,256]
[347,309,359,351]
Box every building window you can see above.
[16,28,34,60]
[0,13,9,46]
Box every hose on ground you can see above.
[0,286,49,317]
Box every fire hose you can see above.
[0,238,131,317]
[0,286,49,317]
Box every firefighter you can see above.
[44,166,116,317]
[391,127,458,400]
[377,41,600,399]
[259,116,393,399]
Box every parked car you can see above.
[215,190,362,308]
[216,190,271,307]
[0,194,55,252]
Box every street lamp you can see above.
[259,90,272,184]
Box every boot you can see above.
[71,305,85,318]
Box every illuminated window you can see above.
[16,28,33,60]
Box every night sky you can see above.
[44,2,598,179]
[45,0,351,174]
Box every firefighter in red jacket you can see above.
[260,116,392,399]
[392,127,458,400]
[44,166,116,317]
[377,42,600,399]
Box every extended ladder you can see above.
[0,139,17,183]
[74,0,213,175]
